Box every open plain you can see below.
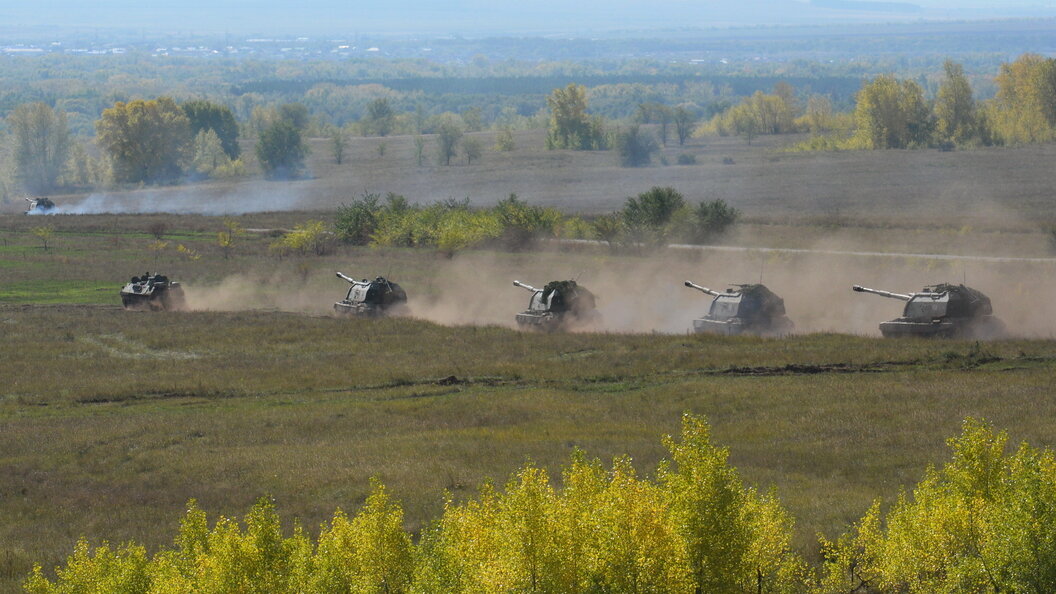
[4,131,1056,589]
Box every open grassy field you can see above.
[6,128,1056,224]
[3,212,1056,590]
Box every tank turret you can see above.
[853,283,1004,338]
[513,279,598,330]
[120,272,186,311]
[334,272,407,316]
[685,281,793,336]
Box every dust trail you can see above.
[27,187,306,216]
[183,272,331,313]
[177,242,1056,339]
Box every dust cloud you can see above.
[175,242,1056,338]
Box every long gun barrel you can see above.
[852,285,912,301]
[684,280,722,297]
[336,272,369,285]
[513,280,539,293]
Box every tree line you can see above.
[702,53,1056,151]
[26,415,1056,593]
[5,51,1054,197]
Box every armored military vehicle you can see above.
[120,272,186,310]
[334,272,408,316]
[684,281,794,336]
[852,283,1005,338]
[512,279,598,330]
[24,196,55,215]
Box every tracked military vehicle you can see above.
[512,280,598,330]
[24,196,55,215]
[334,272,408,316]
[684,281,793,336]
[120,272,186,310]
[852,283,1005,338]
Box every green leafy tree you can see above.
[435,115,463,166]
[935,59,977,146]
[277,103,310,131]
[494,127,515,151]
[96,97,191,184]
[363,98,395,137]
[461,136,482,165]
[190,129,231,178]
[7,102,70,194]
[256,120,307,180]
[545,83,607,150]
[182,99,240,159]
[673,105,698,146]
[413,135,427,166]
[614,124,658,167]
[331,130,346,164]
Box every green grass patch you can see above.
[0,280,119,304]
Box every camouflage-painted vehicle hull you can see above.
[691,316,794,336]
[515,309,600,331]
[334,301,403,317]
[878,317,1005,339]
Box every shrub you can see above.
[689,199,740,244]
[677,153,697,165]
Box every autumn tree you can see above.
[545,83,607,150]
[96,97,192,184]
[7,102,70,194]
[934,59,977,145]
[851,75,932,149]
[182,100,240,159]
[987,53,1056,144]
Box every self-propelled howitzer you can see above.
[852,283,1004,338]
[684,281,793,336]
[334,272,408,316]
[513,279,598,330]
[120,272,186,311]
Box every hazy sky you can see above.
[2,1,1054,36]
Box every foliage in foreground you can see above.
[819,418,1056,593]
[25,414,805,593]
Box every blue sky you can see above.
[3,1,1054,35]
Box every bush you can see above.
[677,153,697,165]
[270,221,334,256]
[614,124,658,167]
[334,193,383,245]
[622,186,687,246]
[689,199,740,244]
